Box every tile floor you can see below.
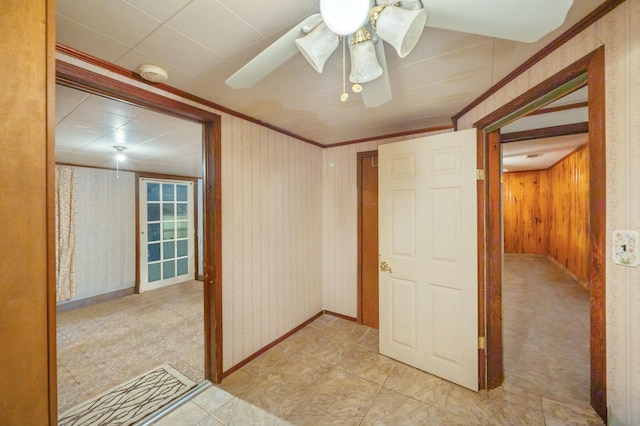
[57,256,604,425]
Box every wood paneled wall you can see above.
[0,0,54,423]
[503,170,549,254]
[548,145,590,284]
[221,115,324,371]
[503,145,589,284]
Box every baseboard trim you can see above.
[221,309,359,379]
[56,287,135,312]
[221,311,324,379]
[546,255,588,291]
[323,310,357,322]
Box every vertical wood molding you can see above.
[356,150,379,326]
[1,1,54,423]
[587,47,606,422]
[486,131,504,389]
[203,119,223,382]
[46,0,57,422]
[476,130,487,390]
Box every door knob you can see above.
[379,261,392,273]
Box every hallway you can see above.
[56,258,602,424]
[503,254,592,404]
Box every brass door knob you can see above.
[379,261,392,273]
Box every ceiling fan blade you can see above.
[361,39,392,108]
[422,0,573,43]
[226,13,324,89]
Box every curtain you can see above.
[55,165,78,301]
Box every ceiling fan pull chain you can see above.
[351,29,363,94]
[341,36,349,102]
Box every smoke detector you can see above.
[138,64,168,83]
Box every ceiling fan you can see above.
[225,0,574,107]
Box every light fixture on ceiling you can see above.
[225,0,575,107]
[349,27,383,88]
[295,22,339,73]
[526,153,543,159]
[320,0,370,36]
[318,0,425,102]
[369,4,426,58]
[113,145,126,178]
[138,64,169,83]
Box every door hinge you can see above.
[476,169,485,181]
[478,336,486,350]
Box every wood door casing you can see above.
[358,151,379,329]
[474,47,606,421]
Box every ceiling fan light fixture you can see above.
[296,22,339,73]
[371,5,427,58]
[320,0,370,36]
[349,28,383,84]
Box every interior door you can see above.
[139,178,195,292]
[378,129,478,391]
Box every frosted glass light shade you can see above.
[296,22,339,73]
[375,6,426,57]
[349,40,383,84]
[320,0,370,36]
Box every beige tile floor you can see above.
[58,257,604,425]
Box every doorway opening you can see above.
[357,150,379,329]
[53,60,222,415]
[500,85,592,404]
[474,47,606,420]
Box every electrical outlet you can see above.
[612,230,640,267]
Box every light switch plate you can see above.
[612,230,640,267]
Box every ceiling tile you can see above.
[165,0,264,59]
[55,127,103,150]
[217,0,318,37]
[81,94,147,119]
[57,0,162,46]
[57,117,116,136]
[56,14,132,63]
[66,108,133,129]
[395,41,493,88]
[133,25,224,75]
[124,0,193,22]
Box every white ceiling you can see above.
[55,0,600,175]
[56,84,203,177]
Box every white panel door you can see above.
[378,129,478,391]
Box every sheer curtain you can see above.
[55,165,78,301]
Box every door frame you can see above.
[357,150,379,324]
[474,47,606,420]
[54,61,223,387]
